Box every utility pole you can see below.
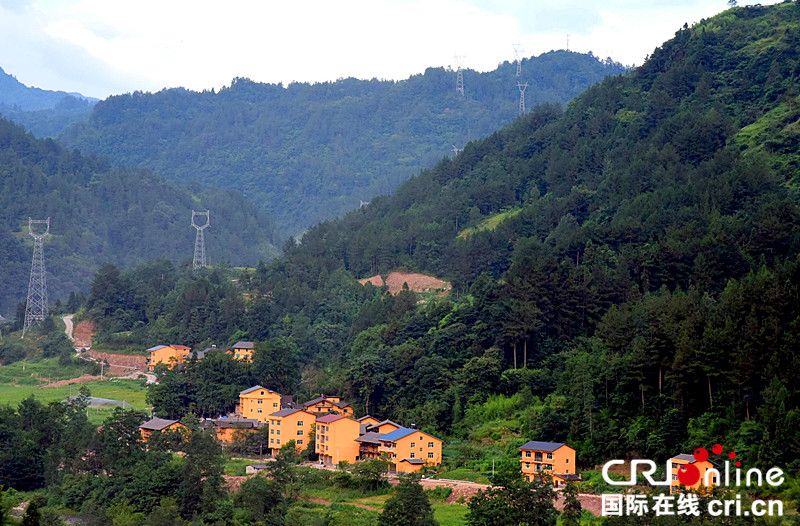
[517,82,528,117]
[23,218,50,338]
[191,210,210,270]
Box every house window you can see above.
[257,409,262,413]
[411,442,415,448]
[297,430,303,436]
[410,453,415,458]
[298,421,304,426]
[672,475,678,481]
[270,439,274,443]
[566,459,569,464]
[277,430,280,435]
[546,453,552,459]
[277,421,280,425]
[277,440,281,445]
[297,440,303,445]
[526,451,531,458]
[428,453,434,459]
[258,400,263,404]
[270,429,274,434]
[428,442,434,448]
[525,463,530,469]
[274,403,278,407]
[566,469,569,474]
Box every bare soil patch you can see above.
[42,374,101,388]
[87,350,147,376]
[74,320,96,348]
[359,271,451,295]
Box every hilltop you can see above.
[0,66,97,137]
[58,51,625,235]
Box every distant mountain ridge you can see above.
[59,51,626,235]
[0,66,97,137]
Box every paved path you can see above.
[62,314,75,343]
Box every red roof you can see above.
[317,414,347,424]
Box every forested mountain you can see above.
[0,117,280,316]
[0,66,96,137]
[78,2,800,475]
[59,51,625,235]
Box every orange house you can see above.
[302,395,354,416]
[670,454,718,494]
[238,385,282,423]
[228,341,255,362]
[139,417,184,441]
[519,441,578,487]
[146,344,191,372]
[377,427,443,473]
[207,418,262,444]
[268,408,315,454]
[316,414,361,465]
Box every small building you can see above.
[669,453,718,494]
[377,427,443,473]
[228,341,255,362]
[206,417,262,444]
[355,432,384,460]
[316,414,361,465]
[246,463,272,474]
[146,344,192,372]
[269,408,315,454]
[302,394,354,416]
[519,441,578,487]
[238,385,282,423]
[139,417,183,441]
[189,345,218,361]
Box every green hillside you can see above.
[77,2,800,477]
[59,51,625,235]
[0,117,280,317]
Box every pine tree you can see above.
[21,500,42,526]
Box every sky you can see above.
[0,0,782,100]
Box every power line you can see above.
[23,218,49,338]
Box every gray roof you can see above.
[672,453,696,462]
[271,408,307,417]
[233,341,255,349]
[140,417,179,431]
[302,395,350,409]
[355,431,383,445]
[240,385,277,395]
[366,419,401,431]
[147,345,167,351]
[400,458,426,465]
[518,441,568,452]
[212,417,260,429]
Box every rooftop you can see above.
[233,341,255,349]
[240,385,279,396]
[355,431,384,445]
[271,408,307,417]
[400,458,426,465]
[317,414,348,424]
[377,427,418,442]
[140,417,179,431]
[519,441,568,452]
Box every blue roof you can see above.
[519,441,567,452]
[377,427,419,442]
[147,345,167,351]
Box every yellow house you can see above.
[519,441,578,487]
[316,414,361,465]
[139,417,184,441]
[670,454,718,494]
[377,427,443,473]
[146,344,191,372]
[269,408,315,454]
[206,417,262,444]
[228,341,255,362]
[238,385,282,422]
[302,395,354,416]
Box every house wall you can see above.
[380,432,442,471]
[232,346,254,362]
[269,410,314,453]
[239,389,281,422]
[670,459,716,493]
[147,346,190,372]
[520,445,576,481]
[316,417,361,464]
[140,422,183,442]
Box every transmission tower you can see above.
[22,218,50,338]
[191,210,210,270]
[452,145,463,156]
[517,82,528,116]
[513,43,524,77]
[454,55,465,96]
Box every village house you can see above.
[237,385,282,423]
[669,453,718,494]
[268,408,315,454]
[227,341,255,362]
[302,394,354,416]
[146,344,191,372]
[519,441,579,488]
[139,417,184,441]
[376,427,443,473]
[315,414,362,465]
[204,417,262,444]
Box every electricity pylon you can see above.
[517,82,528,116]
[192,210,210,270]
[22,218,49,338]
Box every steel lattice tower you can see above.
[191,210,210,270]
[513,44,524,77]
[517,82,528,116]
[454,55,465,96]
[22,218,50,338]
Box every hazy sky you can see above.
[0,0,780,99]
